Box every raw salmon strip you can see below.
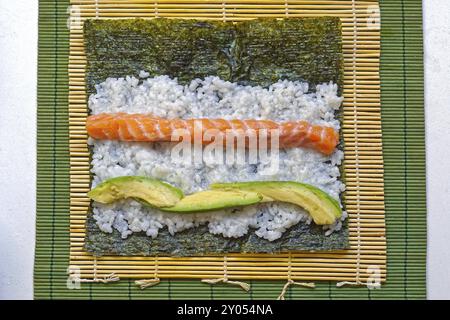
[86,113,339,155]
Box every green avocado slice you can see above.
[88,176,341,223]
[210,181,342,225]
[87,176,184,207]
[161,190,263,213]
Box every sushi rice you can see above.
[89,74,347,241]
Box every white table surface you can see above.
[0,0,449,300]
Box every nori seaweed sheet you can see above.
[84,18,343,94]
[83,18,347,256]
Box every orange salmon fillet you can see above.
[86,113,339,155]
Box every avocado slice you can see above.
[88,176,341,222]
[210,181,342,225]
[87,176,184,207]
[161,189,263,213]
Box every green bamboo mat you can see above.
[35,0,426,299]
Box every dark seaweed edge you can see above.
[85,212,348,257]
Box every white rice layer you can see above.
[89,75,346,241]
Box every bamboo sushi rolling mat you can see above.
[74,1,385,282]
[35,0,426,299]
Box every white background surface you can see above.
[0,0,449,300]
